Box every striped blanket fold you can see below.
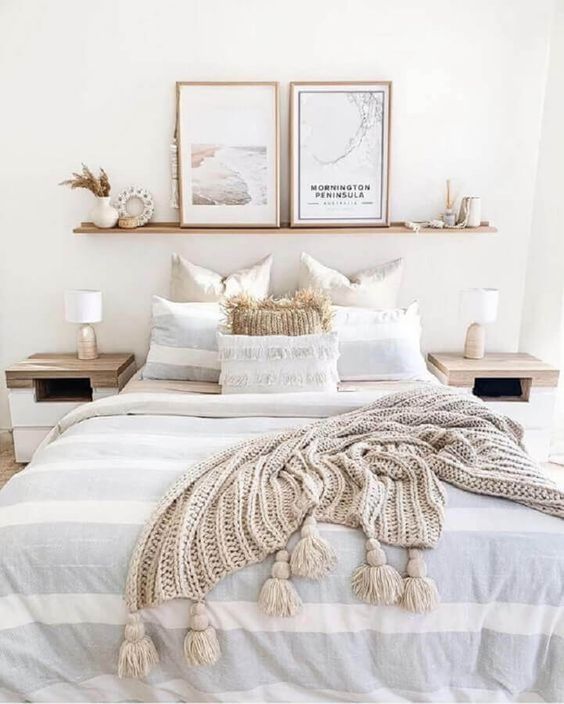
[118,386,564,679]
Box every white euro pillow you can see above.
[334,302,431,381]
[298,252,403,309]
[218,332,340,394]
[171,253,272,302]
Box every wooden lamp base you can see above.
[464,323,485,359]
[77,324,98,360]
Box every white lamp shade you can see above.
[65,290,102,324]
[460,288,499,324]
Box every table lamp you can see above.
[460,288,499,359]
[64,290,102,360]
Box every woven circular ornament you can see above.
[115,186,154,226]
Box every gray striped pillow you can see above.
[143,297,221,381]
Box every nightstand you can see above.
[427,352,560,462]
[5,353,136,462]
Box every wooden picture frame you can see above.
[176,82,280,228]
[290,81,392,228]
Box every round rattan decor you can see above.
[115,186,154,226]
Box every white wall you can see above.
[520,0,564,367]
[0,0,554,429]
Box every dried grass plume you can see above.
[59,164,112,197]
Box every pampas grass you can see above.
[60,164,111,197]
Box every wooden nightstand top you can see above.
[6,353,136,389]
[427,352,559,387]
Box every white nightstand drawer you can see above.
[8,387,118,427]
[8,389,85,427]
[12,427,51,463]
[476,389,556,429]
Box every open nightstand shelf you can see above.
[5,353,137,462]
[73,221,497,235]
[427,352,560,462]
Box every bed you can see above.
[0,379,563,702]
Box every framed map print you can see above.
[177,82,279,227]
[290,82,391,227]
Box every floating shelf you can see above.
[73,221,497,235]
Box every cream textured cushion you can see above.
[170,253,272,302]
[334,302,431,381]
[143,297,221,382]
[298,252,403,308]
[217,332,340,394]
[223,290,333,336]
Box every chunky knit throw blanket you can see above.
[117,386,564,678]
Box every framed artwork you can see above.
[176,82,279,227]
[290,81,391,227]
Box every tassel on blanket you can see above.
[259,549,302,617]
[352,538,404,605]
[401,548,439,613]
[184,602,221,666]
[290,515,336,579]
[117,612,159,679]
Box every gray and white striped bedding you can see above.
[0,389,563,702]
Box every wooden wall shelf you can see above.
[73,221,497,235]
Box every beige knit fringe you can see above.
[117,386,564,678]
[223,290,333,336]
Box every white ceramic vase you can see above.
[90,196,119,228]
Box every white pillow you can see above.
[218,332,340,394]
[170,253,272,302]
[334,302,430,381]
[298,252,403,308]
[143,297,221,381]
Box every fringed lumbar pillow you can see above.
[217,331,340,393]
[223,290,333,336]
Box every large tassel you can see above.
[352,538,404,605]
[117,612,159,679]
[184,602,221,666]
[258,549,302,617]
[401,548,439,613]
[290,515,336,579]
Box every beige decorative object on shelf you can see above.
[442,178,457,226]
[458,196,481,228]
[115,186,154,226]
[90,197,119,228]
[118,215,140,229]
[59,163,118,229]
[460,288,499,359]
[64,289,103,360]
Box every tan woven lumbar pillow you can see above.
[223,290,333,336]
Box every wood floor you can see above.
[0,431,24,488]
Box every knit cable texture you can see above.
[118,386,564,677]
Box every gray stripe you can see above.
[143,362,220,382]
[151,313,219,350]
[1,522,563,607]
[1,624,561,701]
[0,468,180,503]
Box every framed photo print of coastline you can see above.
[290,82,391,227]
[176,82,279,227]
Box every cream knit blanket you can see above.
[117,386,564,678]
